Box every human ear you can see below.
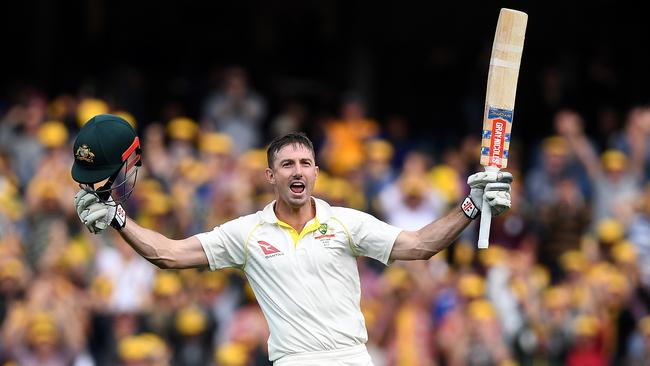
[265,168,275,184]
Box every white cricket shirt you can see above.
[196,198,402,361]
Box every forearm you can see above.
[416,208,472,258]
[73,188,207,269]
[390,208,472,261]
[118,217,181,269]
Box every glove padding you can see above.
[467,171,513,216]
[74,189,125,233]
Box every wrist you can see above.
[110,204,127,230]
[461,196,479,220]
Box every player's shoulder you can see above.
[329,205,365,217]
[318,199,373,223]
[221,210,266,231]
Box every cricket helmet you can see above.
[71,114,142,202]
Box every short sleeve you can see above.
[195,216,251,270]
[337,208,402,265]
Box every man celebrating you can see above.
[74,127,512,365]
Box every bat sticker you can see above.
[487,106,513,168]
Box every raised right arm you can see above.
[74,189,209,269]
[118,217,209,269]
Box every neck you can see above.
[274,197,316,232]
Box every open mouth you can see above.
[290,182,305,194]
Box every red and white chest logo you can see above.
[257,241,281,255]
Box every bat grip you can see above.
[478,195,492,249]
[477,166,499,249]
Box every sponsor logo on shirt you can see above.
[257,241,284,258]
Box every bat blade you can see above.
[480,8,527,170]
[478,8,527,249]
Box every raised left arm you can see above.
[389,171,513,261]
[389,208,471,261]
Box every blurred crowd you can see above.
[2,66,650,366]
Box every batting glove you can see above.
[74,189,127,233]
[461,171,513,219]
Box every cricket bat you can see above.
[478,8,527,249]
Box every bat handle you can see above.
[477,166,499,249]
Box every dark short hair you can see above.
[266,132,315,168]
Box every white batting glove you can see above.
[74,189,101,233]
[74,189,127,233]
[461,171,513,218]
[483,182,512,216]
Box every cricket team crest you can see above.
[315,223,335,244]
[75,144,95,163]
[318,223,328,235]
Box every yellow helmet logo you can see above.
[75,144,95,163]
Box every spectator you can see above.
[201,67,267,154]
[319,92,380,176]
[141,122,173,186]
[611,106,650,181]
[566,315,607,366]
[5,312,75,366]
[538,177,591,279]
[166,117,199,168]
[378,174,445,231]
[94,233,155,313]
[117,333,170,366]
[556,109,645,223]
[628,316,650,365]
[524,135,573,208]
[0,95,48,189]
[363,139,397,214]
[170,304,216,366]
[214,342,251,366]
[270,101,306,139]
[539,286,573,365]
[626,182,650,289]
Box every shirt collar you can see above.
[260,197,332,224]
